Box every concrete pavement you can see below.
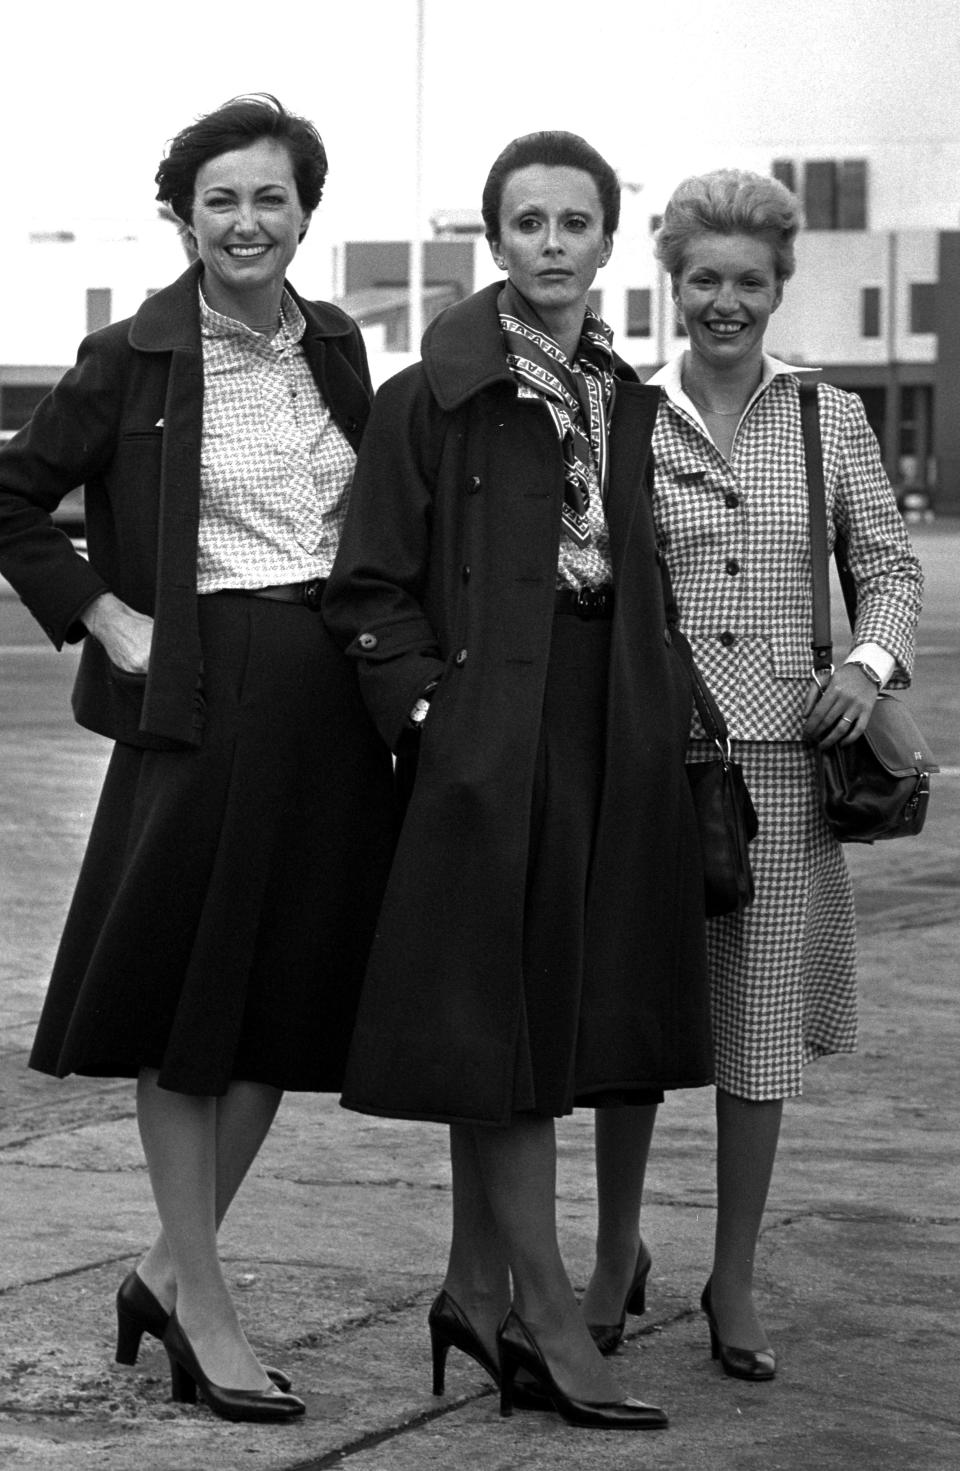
[1,522,958,1470]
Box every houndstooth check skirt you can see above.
[695,738,857,1100]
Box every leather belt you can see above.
[554,585,614,619]
[239,579,326,610]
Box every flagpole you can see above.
[409,0,425,354]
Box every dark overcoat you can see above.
[0,260,372,749]
[324,283,712,1126]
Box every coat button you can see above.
[454,648,468,665]
[725,559,740,576]
[725,491,740,509]
[467,475,482,493]
[719,630,736,647]
[663,628,672,645]
[462,564,471,581]
[358,632,378,650]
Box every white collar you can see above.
[648,352,820,429]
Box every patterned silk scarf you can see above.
[498,280,616,547]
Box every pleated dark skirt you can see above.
[29,593,396,1095]
[511,614,663,1114]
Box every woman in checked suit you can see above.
[579,169,922,1378]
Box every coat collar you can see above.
[421,281,639,411]
[127,259,356,352]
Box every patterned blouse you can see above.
[196,288,357,592]
[648,354,923,743]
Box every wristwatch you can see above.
[846,658,883,689]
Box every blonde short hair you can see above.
[655,169,801,282]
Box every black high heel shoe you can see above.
[115,1271,293,1392]
[428,1290,549,1410]
[497,1309,668,1430]
[700,1279,777,1381]
[163,1313,305,1423]
[586,1240,653,1355]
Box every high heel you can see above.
[586,1240,653,1355]
[116,1271,168,1365]
[497,1309,668,1430]
[114,1271,293,1392]
[428,1290,549,1410]
[162,1313,305,1423]
[700,1279,777,1381]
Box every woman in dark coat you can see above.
[0,96,395,1422]
[324,131,711,1431]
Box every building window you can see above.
[910,283,936,334]
[837,160,868,229]
[802,158,868,229]
[861,287,881,338]
[86,288,112,333]
[772,159,796,194]
[625,288,651,337]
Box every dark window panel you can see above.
[625,287,651,337]
[805,161,838,229]
[862,286,881,338]
[772,158,796,193]
[910,282,937,334]
[838,160,868,229]
[85,288,112,333]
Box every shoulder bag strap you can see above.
[670,627,731,755]
[799,381,838,682]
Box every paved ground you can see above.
[1,521,958,1470]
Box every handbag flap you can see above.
[864,694,940,777]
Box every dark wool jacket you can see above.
[324,283,712,1126]
[0,261,372,748]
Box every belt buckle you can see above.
[575,585,609,618]
[300,579,324,611]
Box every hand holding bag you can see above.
[674,631,759,916]
[799,383,938,842]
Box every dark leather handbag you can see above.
[799,383,938,843]
[675,632,759,916]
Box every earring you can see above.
[600,255,608,266]
[496,258,506,269]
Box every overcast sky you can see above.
[4,0,960,239]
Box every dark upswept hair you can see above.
[481,131,621,239]
[155,93,328,228]
[655,169,801,282]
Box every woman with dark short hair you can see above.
[324,131,712,1431]
[0,94,395,1422]
[581,168,922,1380]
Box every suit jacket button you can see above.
[467,475,482,493]
[725,558,741,576]
[719,630,736,647]
[725,491,740,509]
[358,632,378,650]
[663,628,672,645]
[454,647,468,665]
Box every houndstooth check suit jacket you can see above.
[648,355,923,743]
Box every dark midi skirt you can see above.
[29,593,396,1095]
[511,613,663,1115]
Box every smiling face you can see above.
[491,164,611,349]
[674,233,782,374]
[190,137,310,327]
